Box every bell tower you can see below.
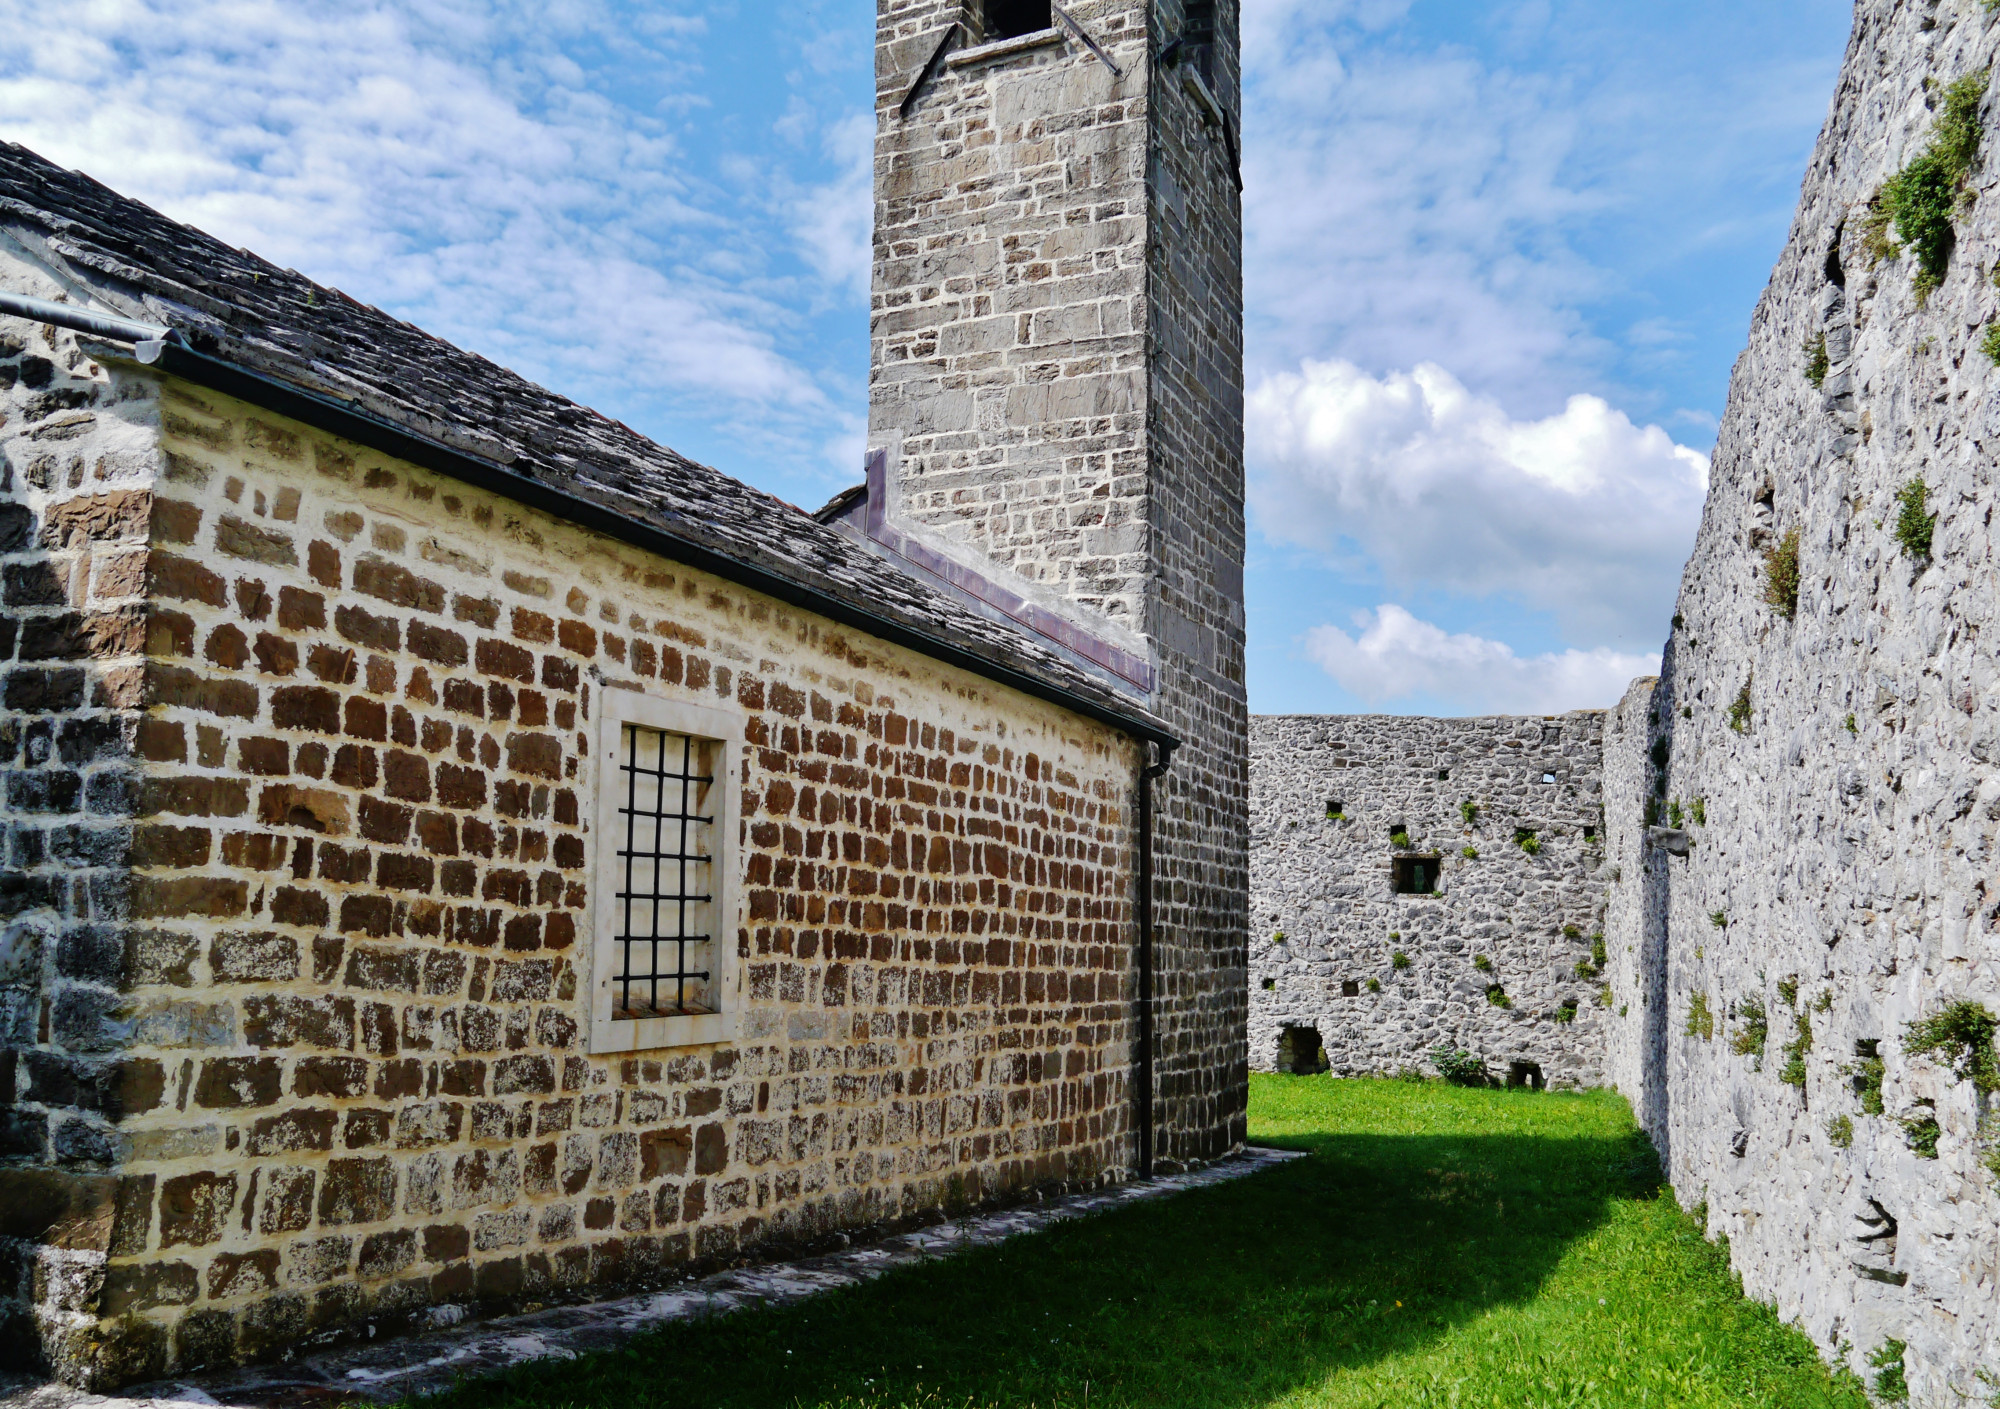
[866,0,1247,1166]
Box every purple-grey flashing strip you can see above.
[860,450,1157,692]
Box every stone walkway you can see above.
[2,1146,1303,1409]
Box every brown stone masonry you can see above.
[0,359,1143,1385]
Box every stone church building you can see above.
[0,0,1247,1386]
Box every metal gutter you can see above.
[131,342,1178,752]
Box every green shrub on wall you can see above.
[1868,70,1988,300]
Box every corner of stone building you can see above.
[1,263,173,1385]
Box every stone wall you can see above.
[1600,0,2000,1397]
[1248,712,1609,1090]
[868,0,1249,1167]
[1141,0,1250,1169]
[0,347,1150,1385]
[0,256,163,1387]
[1599,677,1666,1142]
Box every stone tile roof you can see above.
[0,142,1166,740]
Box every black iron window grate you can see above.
[614,725,715,1020]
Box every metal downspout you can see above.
[1136,738,1177,1179]
[0,291,178,360]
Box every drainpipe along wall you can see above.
[1136,739,1178,1179]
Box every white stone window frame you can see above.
[588,690,743,1054]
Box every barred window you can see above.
[613,726,716,1020]
[591,693,741,1053]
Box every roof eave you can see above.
[150,342,1179,753]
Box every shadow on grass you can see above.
[407,1093,1661,1409]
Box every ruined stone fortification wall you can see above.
[1602,1,2000,1396]
[1248,713,1608,1089]
[0,342,1146,1385]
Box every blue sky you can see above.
[0,0,1854,715]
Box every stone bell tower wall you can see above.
[869,0,1248,1166]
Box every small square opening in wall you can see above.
[1541,772,1557,784]
[1436,768,1450,781]
[1508,1060,1545,1091]
[1542,725,1562,745]
[983,0,1052,40]
[1341,979,1360,997]
[591,692,743,1053]
[1277,1025,1327,1074]
[1260,977,1276,991]
[1391,856,1440,894]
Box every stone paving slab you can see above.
[1,1147,1303,1409]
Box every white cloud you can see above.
[1241,13,1604,406]
[1304,605,1657,714]
[1248,358,1706,645]
[787,111,873,301]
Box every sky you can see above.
[0,0,1857,716]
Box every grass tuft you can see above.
[1893,479,1936,559]
[1803,332,1829,388]
[1763,528,1802,620]
[1728,678,1753,734]
[1853,1054,1886,1116]
[1869,1338,1910,1402]
[1903,999,2000,1092]
[1429,1047,1487,1086]
[1779,1011,1813,1089]
[1731,997,1769,1067]
[1686,991,1715,1042]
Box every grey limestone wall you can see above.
[869,0,1249,1167]
[1602,0,2000,1397]
[1249,712,1609,1090]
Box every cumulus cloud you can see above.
[1305,605,1658,714]
[0,0,866,491]
[1248,358,1707,645]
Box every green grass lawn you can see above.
[410,1076,1866,1408]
